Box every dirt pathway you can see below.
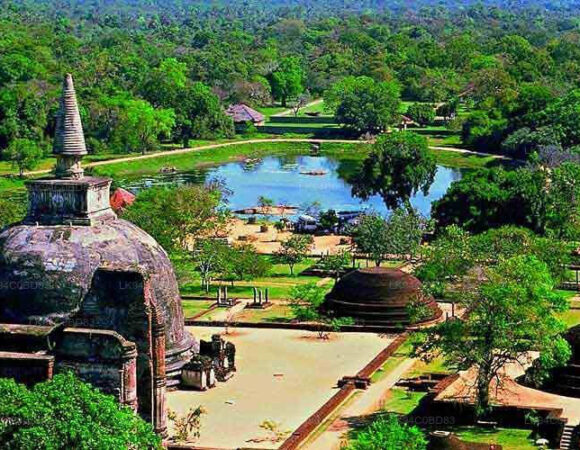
[302,357,416,450]
[19,138,510,177]
[272,99,325,117]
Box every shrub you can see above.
[0,372,161,449]
[344,414,427,450]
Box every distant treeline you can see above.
[3,0,580,156]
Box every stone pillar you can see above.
[121,345,138,412]
[151,321,167,438]
[47,357,55,380]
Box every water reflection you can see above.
[119,155,464,217]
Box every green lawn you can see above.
[453,426,535,450]
[429,134,463,147]
[0,157,55,176]
[181,300,215,318]
[228,302,297,323]
[256,105,288,118]
[430,149,500,170]
[559,309,580,328]
[381,388,426,414]
[297,100,330,117]
[260,123,340,133]
[405,355,451,378]
[0,142,218,177]
[179,258,333,301]
[371,339,413,383]
[0,177,25,195]
[92,141,315,179]
[399,100,432,114]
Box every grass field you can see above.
[453,427,535,450]
[227,302,297,323]
[179,257,333,301]
[181,300,215,318]
[297,100,329,117]
[559,309,580,328]
[92,141,315,178]
[405,355,451,378]
[256,105,288,118]
[261,121,340,129]
[381,388,426,414]
[371,339,413,383]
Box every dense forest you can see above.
[4,0,580,156]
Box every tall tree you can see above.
[176,82,234,146]
[269,57,304,107]
[223,244,271,284]
[325,76,400,134]
[414,255,570,416]
[406,103,435,127]
[111,98,175,154]
[352,132,436,210]
[192,238,231,292]
[351,209,425,266]
[4,138,44,176]
[274,235,313,276]
[122,184,230,255]
[345,414,427,450]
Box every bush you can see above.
[0,372,161,449]
[345,414,427,450]
[406,103,436,126]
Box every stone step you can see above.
[559,425,576,450]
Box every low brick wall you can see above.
[187,303,219,321]
[357,333,408,379]
[184,319,405,334]
[278,333,410,450]
[279,383,356,450]
[167,445,269,450]
[269,116,337,125]
[168,328,410,450]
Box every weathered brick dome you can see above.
[0,74,195,383]
[324,267,442,326]
[0,218,197,377]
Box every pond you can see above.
[118,154,464,217]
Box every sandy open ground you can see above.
[228,218,351,256]
[167,326,393,448]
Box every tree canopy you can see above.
[414,255,570,416]
[325,76,400,134]
[352,132,436,210]
[0,372,161,449]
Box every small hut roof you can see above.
[225,104,265,123]
[433,362,580,418]
[400,115,419,125]
[110,188,136,212]
[53,74,87,156]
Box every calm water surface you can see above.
[120,155,464,217]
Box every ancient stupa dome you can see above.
[324,267,442,326]
[0,74,195,380]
